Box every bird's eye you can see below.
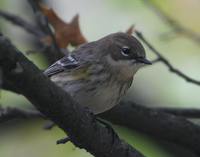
[121,46,130,56]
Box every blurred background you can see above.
[0,0,200,157]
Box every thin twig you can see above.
[142,0,200,44]
[135,30,200,86]
[0,9,64,63]
[0,106,43,123]
[56,137,70,144]
[28,0,63,56]
[154,107,200,118]
[0,10,44,37]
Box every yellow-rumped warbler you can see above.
[44,32,151,114]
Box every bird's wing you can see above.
[44,55,79,77]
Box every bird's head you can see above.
[97,32,151,80]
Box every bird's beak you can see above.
[136,58,152,65]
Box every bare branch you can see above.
[135,30,200,86]
[141,0,200,44]
[1,104,200,123]
[0,106,43,123]
[100,101,200,156]
[154,107,200,118]
[28,0,63,58]
[56,137,71,144]
[0,10,44,37]
[0,34,145,157]
[0,9,64,63]
[1,102,200,155]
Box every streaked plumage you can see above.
[44,32,151,114]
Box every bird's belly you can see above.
[84,88,120,114]
[52,73,130,114]
[63,83,128,114]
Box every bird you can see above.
[44,32,151,114]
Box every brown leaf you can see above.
[39,3,87,48]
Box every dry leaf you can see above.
[39,3,87,48]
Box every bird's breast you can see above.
[51,70,132,114]
[70,79,131,114]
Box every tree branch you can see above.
[0,10,44,37]
[1,104,200,123]
[28,0,64,60]
[0,106,43,123]
[0,34,144,157]
[141,0,200,44]
[135,30,200,86]
[154,107,200,118]
[0,9,64,64]
[1,101,200,155]
[100,101,200,156]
